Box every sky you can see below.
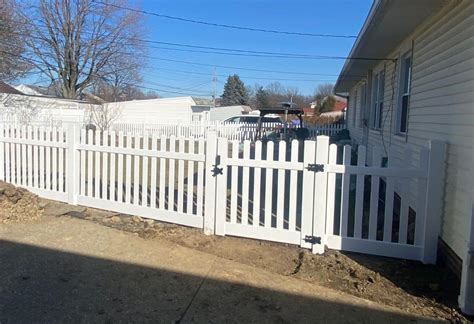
[137,0,373,98]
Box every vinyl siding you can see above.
[106,97,197,124]
[347,0,474,260]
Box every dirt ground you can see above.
[34,201,469,323]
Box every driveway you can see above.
[0,215,434,323]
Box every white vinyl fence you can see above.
[0,123,445,264]
[111,121,346,141]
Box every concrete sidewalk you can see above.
[0,215,435,323]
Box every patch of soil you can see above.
[0,181,43,224]
[55,205,470,322]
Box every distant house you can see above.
[106,96,212,124]
[209,105,251,121]
[311,95,347,119]
[334,0,473,314]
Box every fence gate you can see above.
[211,134,329,253]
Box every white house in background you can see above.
[106,96,212,124]
[14,84,47,96]
[1,83,98,125]
[335,0,473,314]
[209,105,252,121]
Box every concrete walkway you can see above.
[0,215,435,323]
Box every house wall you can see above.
[346,0,474,261]
[107,97,197,124]
[0,93,92,124]
[209,105,246,121]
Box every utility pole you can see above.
[212,67,217,107]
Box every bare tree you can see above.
[314,83,335,98]
[0,0,30,81]
[20,0,145,99]
[86,103,121,131]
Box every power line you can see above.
[10,25,390,62]
[94,0,357,39]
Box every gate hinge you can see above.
[304,235,321,244]
[306,163,325,172]
[211,155,223,177]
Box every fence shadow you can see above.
[0,240,427,323]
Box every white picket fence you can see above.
[111,121,346,141]
[0,123,445,263]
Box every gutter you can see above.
[334,0,386,92]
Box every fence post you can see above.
[67,122,80,205]
[214,137,228,236]
[203,131,218,235]
[312,135,330,254]
[300,140,316,249]
[422,140,446,264]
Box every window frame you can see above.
[359,83,367,128]
[396,51,412,135]
[370,70,385,131]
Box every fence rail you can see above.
[111,121,346,141]
[0,122,445,264]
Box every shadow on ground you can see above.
[0,239,428,323]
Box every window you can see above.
[371,70,385,130]
[352,90,358,127]
[397,53,412,134]
[359,83,367,127]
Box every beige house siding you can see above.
[346,0,474,260]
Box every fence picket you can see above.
[398,148,412,244]
[133,134,140,205]
[39,127,45,189]
[45,128,51,190]
[80,129,86,196]
[21,126,27,187]
[368,148,382,240]
[252,140,262,227]
[241,140,251,225]
[168,136,176,211]
[150,134,158,208]
[186,138,195,214]
[58,128,64,192]
[177,137,185,212]
[325,144,338,235]
[159,136,167,209]
[383,148,395,242]
[102,131,109,200]
[230,140,239,224]
[15,127,21,186]
[117,132,124,203]
[264,141,274,228]
[340,145,351,237]
[354,146,366,238]
[87,130,93,197]
[125,133,132,204]
[109,131,116,201]
[196,138,205,216]
[94,131,101,198]
[141,133,149,207]
[51,127,58,190]
[276,141,286,229]
[288,140,298,231]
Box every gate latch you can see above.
[211,155,223,177]
[304,235,321,244]
[306,164,325,172]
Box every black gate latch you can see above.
[304,235,321,244]
[306,164,325,172]
[211,155,223,177]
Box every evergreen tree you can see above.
[255,86,270,109]
[221,75,249,106]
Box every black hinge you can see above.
[304,235,321,244]
[306,163,325,172]
[211,155,223,177]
